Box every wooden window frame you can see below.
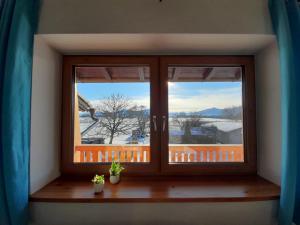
[159,56,256,175]
[61,55,256,176]
[62,56,160,175]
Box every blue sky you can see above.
[77,82,242,112]
[77,83,149,100]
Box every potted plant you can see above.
[91,174,105,194]
[109,161,124,184]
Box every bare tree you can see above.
[171,115,218,144]
[96,94,134,144]
[133,105,149,136]
[172,115,204,130]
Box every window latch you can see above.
[162,116,166,132]
[152,115,157,132]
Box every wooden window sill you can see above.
[30,176,280,203]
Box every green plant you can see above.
[91,174,105,184]
[109,161,124,176]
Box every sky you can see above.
[77,81,242,112]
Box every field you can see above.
[80,116,242,145]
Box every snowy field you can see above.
[80,116,242,145]
[80,117,150,144]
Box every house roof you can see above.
[205,121,242,132]
[78,94,92,111]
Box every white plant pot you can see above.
[110,175,120,184]
[94,183,104,194]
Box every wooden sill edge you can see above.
[30,175,280,203]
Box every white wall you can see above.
[38,0,272,34]
[38,33,275,55]
[256,41,282,185]
[29,36,282,225]
[30,201,278,225]
[30,0,282,224]
[30,36,62,193]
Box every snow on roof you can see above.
[204,121,242,132]
[78,94,92,111]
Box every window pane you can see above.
[168,66,244,163]
[73,66,151,163]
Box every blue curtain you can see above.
[0,0,40,225]
[269,0,300,225]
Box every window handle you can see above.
[162,116,166,132]
[152,115,157,132]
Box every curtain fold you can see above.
[0,0,40,225]
[269,0,300,225]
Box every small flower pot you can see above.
[94,183,104,194]
[110,175,120,184]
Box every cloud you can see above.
[90,96,150,109]
[169,92,241,112]
[169,86,242,112]
[131,96,150,108]
[88,85,242,113]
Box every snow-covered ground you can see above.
[201,118,242,132]
[80,117,150,144]
[80,116,242,145]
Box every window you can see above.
[74,66,151,163]
[167,66,244,163]
[62,56,256,175]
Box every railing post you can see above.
[74,144,243,164]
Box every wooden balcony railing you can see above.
[74,144,244,163]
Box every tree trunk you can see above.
[109,134,114,144]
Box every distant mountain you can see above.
[80,106,242,119]
[79,111,103,117]
[197,107,223,117]
[80,109,149,118]
[169,107,223,118]
[169,106,242,119]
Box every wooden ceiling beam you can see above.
[235,68,242,80]
[172,68,181,81]
[203,68,215,80]
[138,67,145,81]
[103,68,112,80]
